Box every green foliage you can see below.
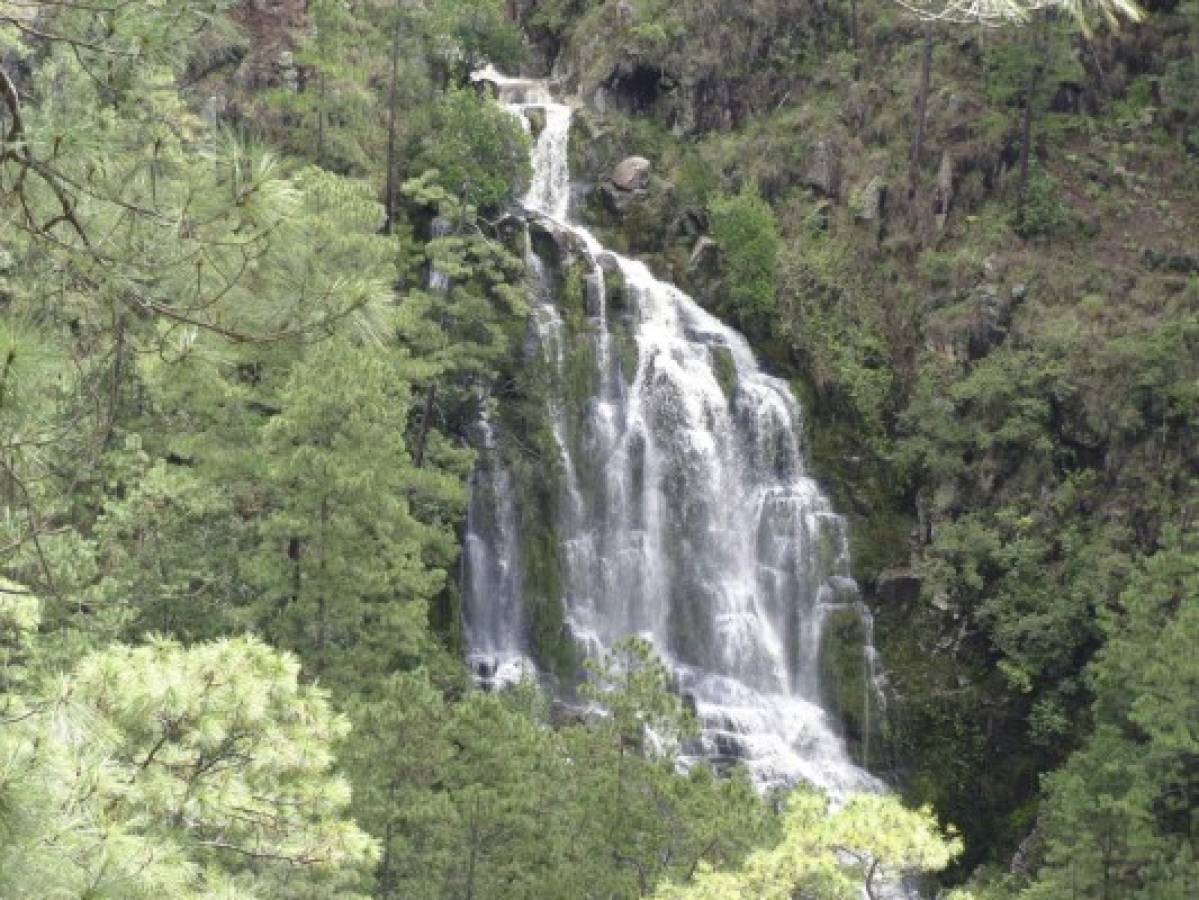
[276,0,380,172]
[425,0,526,73]
[247,339,459,688]
[656,787,965,899]
[1013,166,1071,238]
[417,89,531,213]
[709,186,781,327]
[1023,540,1199,898]
[0,580,38,694]
[563,638,776,897]
[4,1,1196,897]
[347,642,774,900]
[0,637,378,898]
[777,237,895,445]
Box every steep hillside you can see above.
[513,0,1199,884]
[1,1,1194,896]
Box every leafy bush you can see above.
[709,186,781,327]
[1015,166,1071,238]
[418,89,531,213]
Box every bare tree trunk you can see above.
[865,858,879,900]
[464,794,480,900]
[383,1,402,235]
[412,384,436,469]
[909,21,934,196]
[315,498,329,675]
[106,309,125,446]
[316,70,326,167]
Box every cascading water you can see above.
[463,70,885,795]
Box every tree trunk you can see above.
[383,2,402,235]
[315,498,329,676]
[909,21,934,196]
[412,383,437,469]
[865,858,879,900]
[107,309,125,445]
[464,794,480,900]
[316,70,326,168]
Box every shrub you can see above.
[1015,166,1071,238]
[709,186,781,327]
[418,89,531,213]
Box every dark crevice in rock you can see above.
[604,64,664,115]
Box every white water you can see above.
[463,71,884,795]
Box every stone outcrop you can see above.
[876,569,923,606]
[611,156,652,191]
[802,140,842,199]
[934,152,954,233]
[852,177,887,225]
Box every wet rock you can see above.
[596,252,622,277]
[612,155,652,191]
[584,267,605,317]
[473,77,499,100]
[595,181,634,216]
[876,569,922,605]
[687,236,721,276]
[596,252,629,314]
[525,105,547,139]
[822,575,862,606]
[529,219,567,271]
[710,346,737,400]
[818,606,872,752]
[802,140,842,199]
[669,208,707,241]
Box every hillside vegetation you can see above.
[0,0,1195,897]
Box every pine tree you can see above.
[656,787,965,900]
[246,337,461,689]
[1,630,378,898]
[1025,540,1199,898]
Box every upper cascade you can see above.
[464,71,884,796]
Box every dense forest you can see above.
[0,1,1195,898]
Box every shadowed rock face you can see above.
[464,72,885,795]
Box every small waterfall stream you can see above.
[463,71,884,795]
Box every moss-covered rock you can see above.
[710,345,737,400]
[817,605,873,764]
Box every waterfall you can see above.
[464,70,884,795]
